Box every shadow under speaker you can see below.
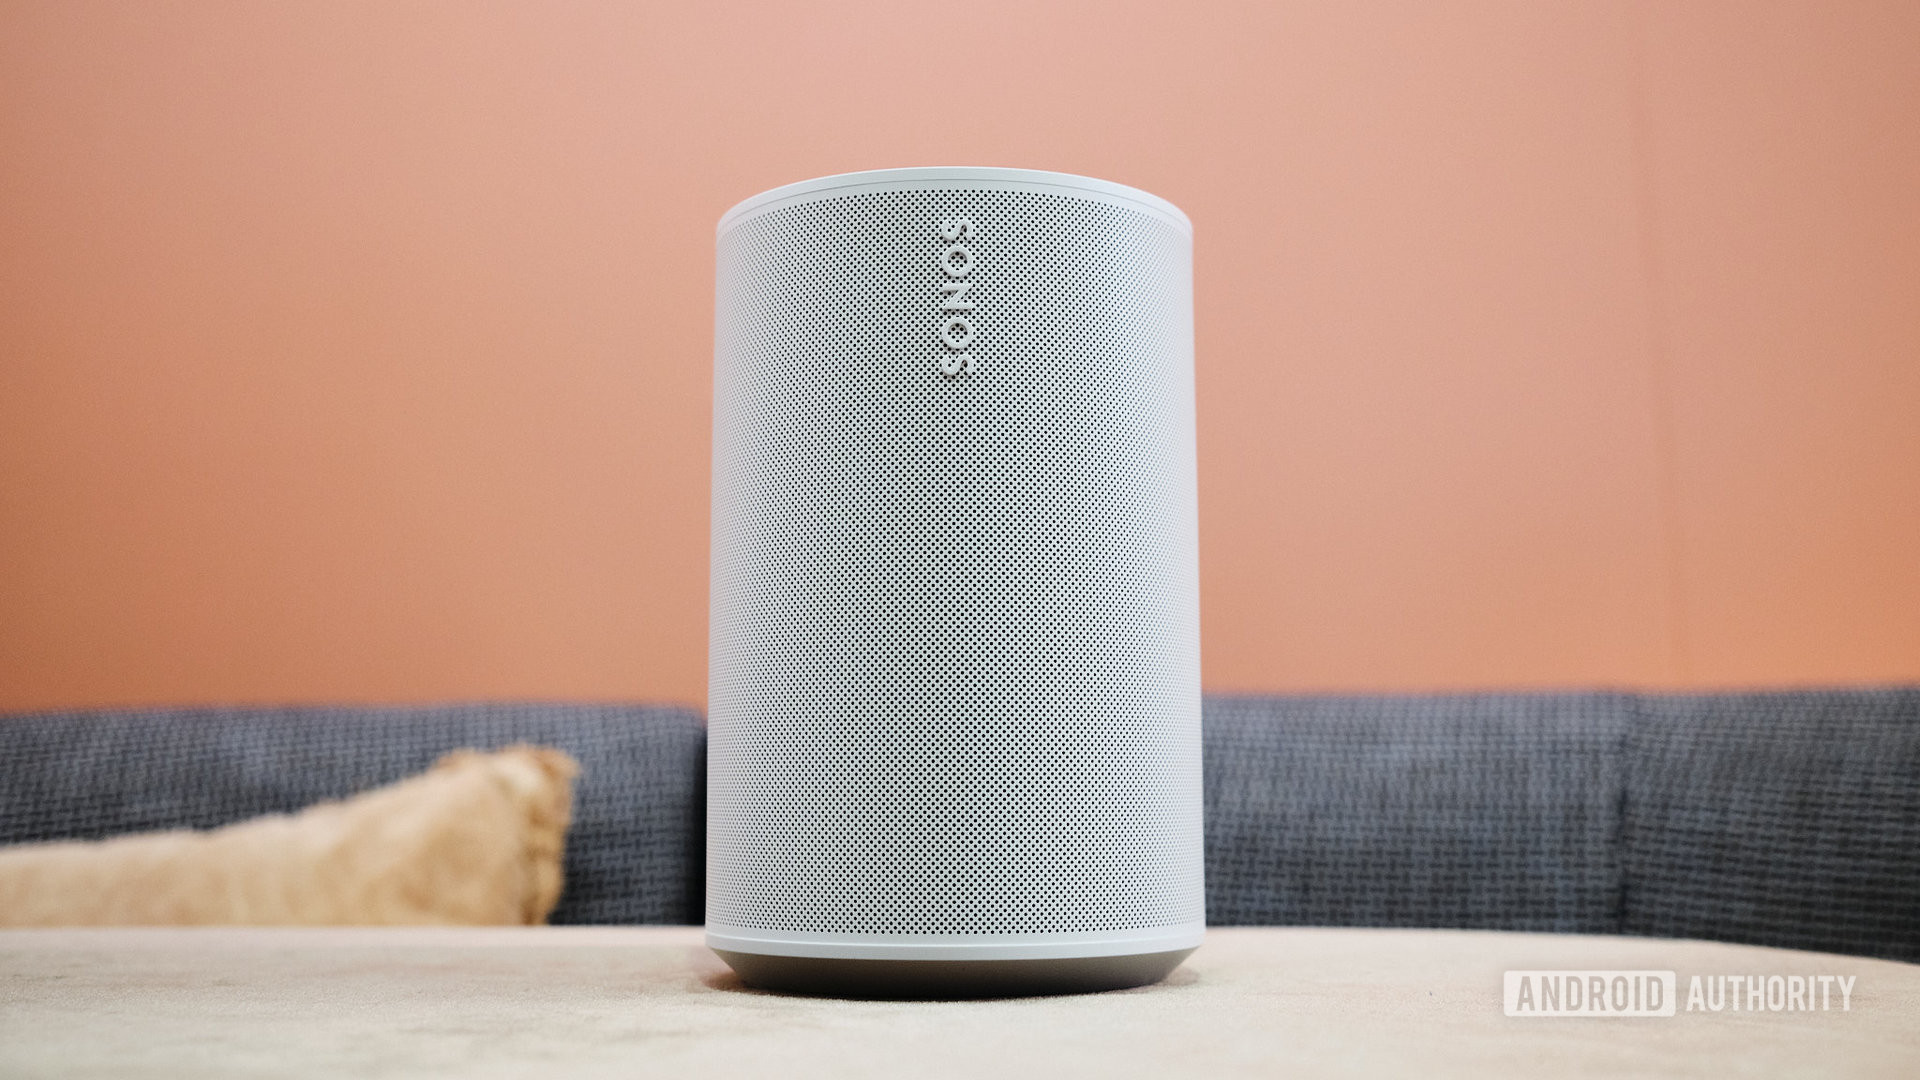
[707,167,1203,997]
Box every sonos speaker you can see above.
[708,167,1201,997]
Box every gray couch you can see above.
[3,690,1915,962]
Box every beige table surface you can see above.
[2,926,1916,1078]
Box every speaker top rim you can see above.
[716,166,1192,237]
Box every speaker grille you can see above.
[709,182,1201,936]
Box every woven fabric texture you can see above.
[1623,689,1920,960]
[0,703,705,925]
[1203,693,1630,934]
[2,691,1915,959]
[1204,689,1920,963]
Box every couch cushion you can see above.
[1204,693,1629,933]
[1623,688,1920,961]
[0,704,705,924]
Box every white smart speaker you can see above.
[707,167,1202,997]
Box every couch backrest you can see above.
[5,690,1915,961]
[1204,688,1920,962]
[0,703,707,924]
[1203,692,1629,935]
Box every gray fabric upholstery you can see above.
[2,690,1915,962]
[1203,689,1920,963]
[1203,693,1629,934]
[1622,689,1920,960]
[0,703,706,924]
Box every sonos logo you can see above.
[937,217,977,377]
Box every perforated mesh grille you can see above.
[709,182,1201,936]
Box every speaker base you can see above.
[713,948,1194,1000]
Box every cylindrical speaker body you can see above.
[708,167,1202,997]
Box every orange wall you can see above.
[3,1,1916,711]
